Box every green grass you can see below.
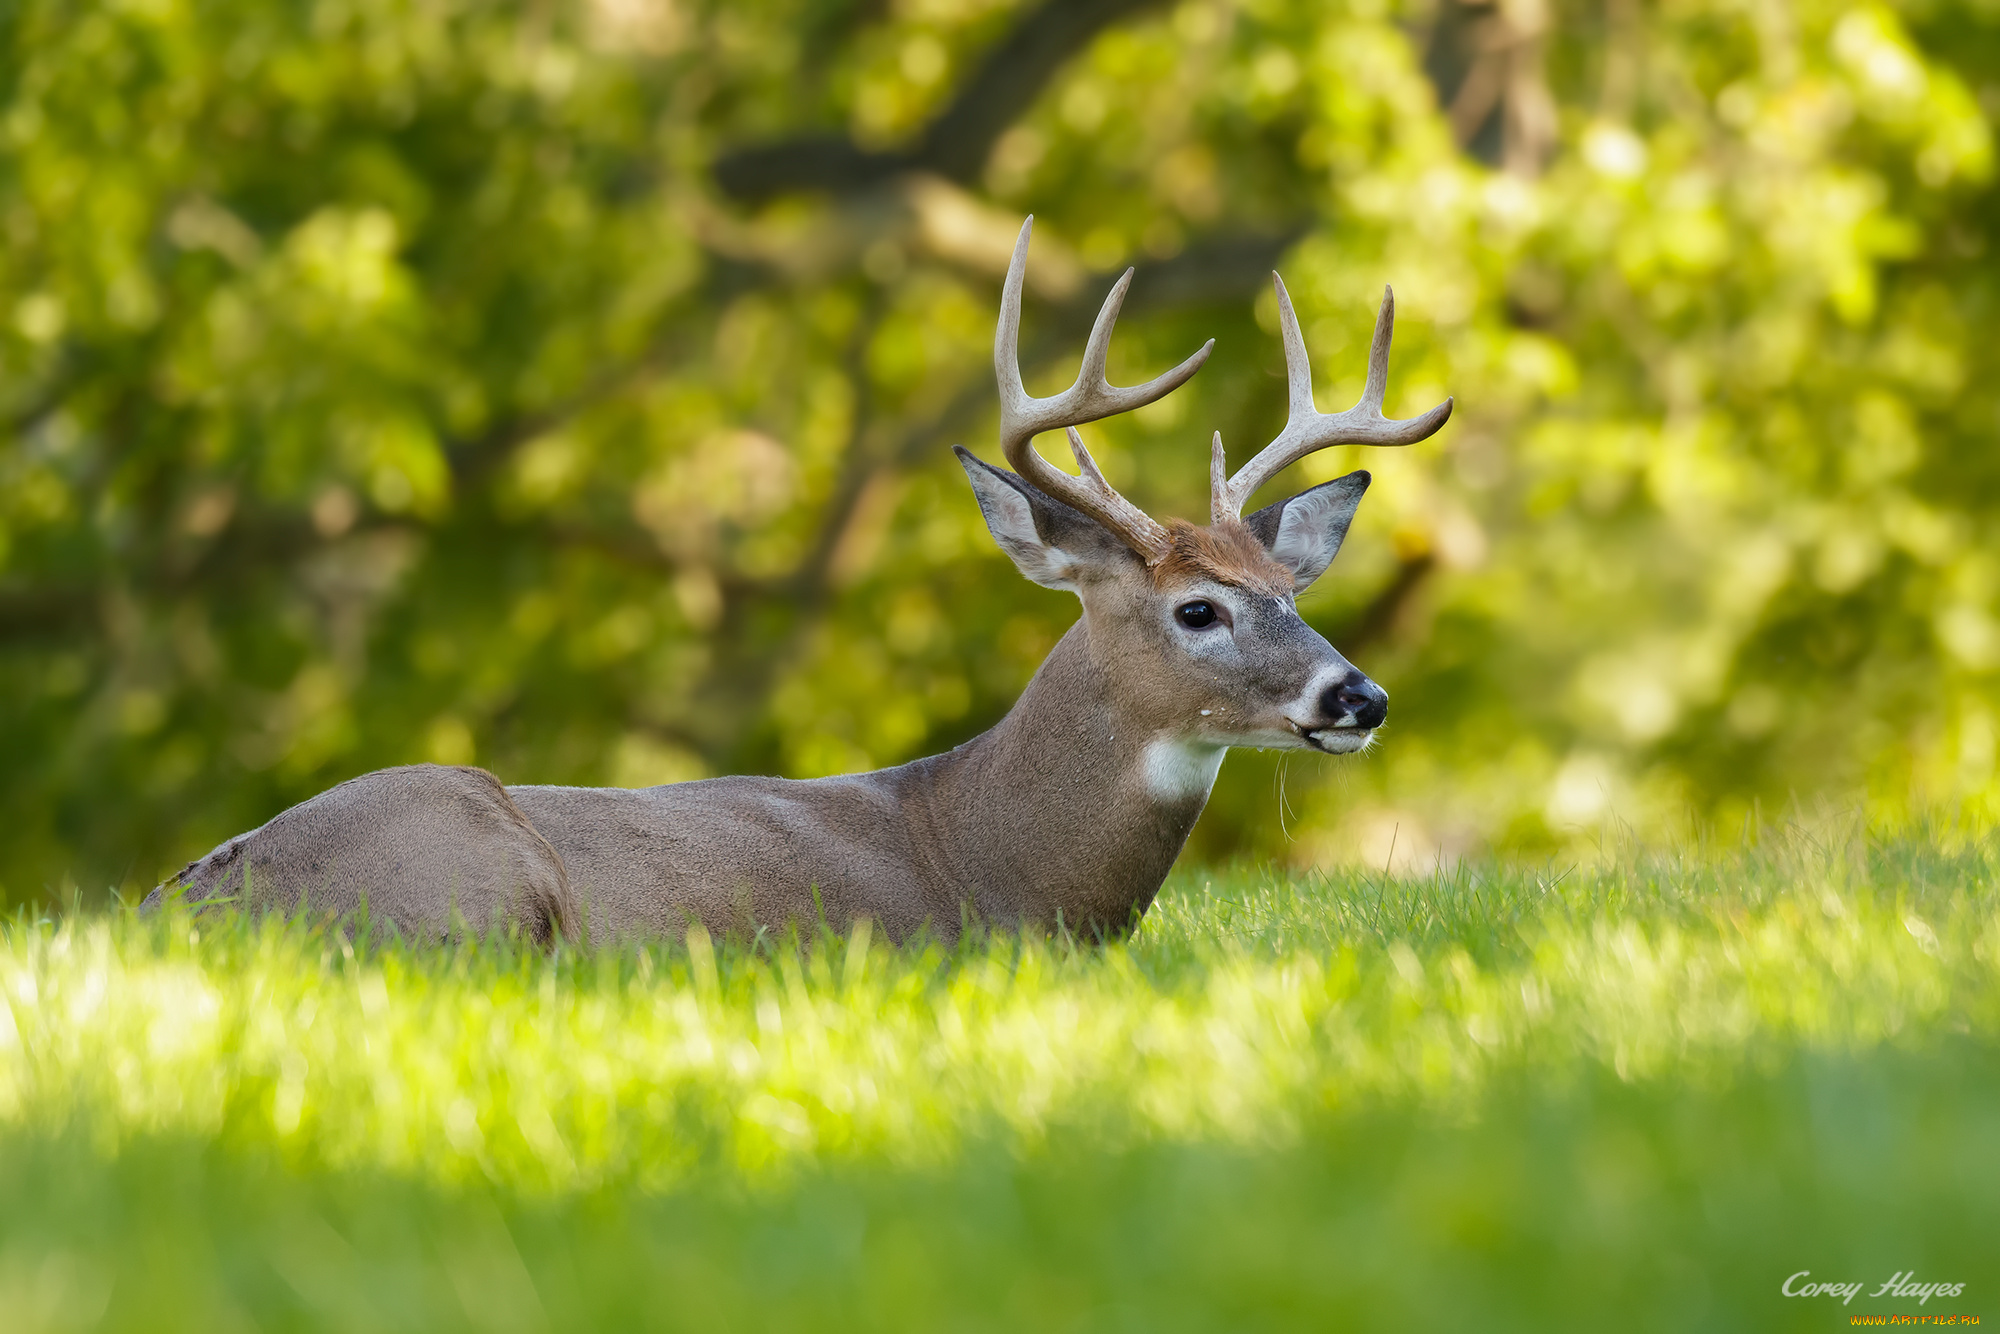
[4,823,1999,1331]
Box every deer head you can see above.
[956,216,1452,791]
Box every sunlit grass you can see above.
[3,823,1998,1330]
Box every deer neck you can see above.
[909,618,1219,935]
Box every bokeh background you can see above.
[1,0,1996,906]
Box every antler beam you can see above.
[1210,276,1453,523]
[995,216,1213,564]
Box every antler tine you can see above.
[1077,267,1133,393]
[1065,428,1111,489]
[1359,282,1395,413]
[993,215,1214,563]
[1276,274,1318,424]
[1212,278,1454,520]
[1208,431,1230,526]
[994,216,1033,409]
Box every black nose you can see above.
[1321,671,1388,730]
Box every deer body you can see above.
[143,217,1449,946]
[506,618,1214,944]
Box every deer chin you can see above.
[1299,726,1375,755]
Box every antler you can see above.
[1210,275,1453,523]
[995,216,1213,564]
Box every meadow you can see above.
[5,3,1997,1328]
[3,823,1997,1332]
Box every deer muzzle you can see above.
[1292,668,1387,753]
[1322,670,1388,730]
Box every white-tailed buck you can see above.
[143,218,1451,946]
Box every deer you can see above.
[141,217,1451,948]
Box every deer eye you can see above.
[1176,600,1218,629]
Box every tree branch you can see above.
[713,0,1168,202]
[1049,227,1309,327]
[441,255,770,486]
[912,0,1166,183]
[1326,552,1436,659]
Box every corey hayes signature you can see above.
[1784,1272,1969,1306]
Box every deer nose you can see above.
[1321,672,1388,730]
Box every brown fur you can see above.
[134,549,1355,949]
[135,512,1371,950]
[1153,519,1295,595]
[507,622,1211,947]
[139,765,579,946]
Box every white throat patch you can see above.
[1140,737,1226,803]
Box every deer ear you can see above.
[1244,470,1370,591]
[955,446,1125,591]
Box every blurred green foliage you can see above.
[1,0,1998,902]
